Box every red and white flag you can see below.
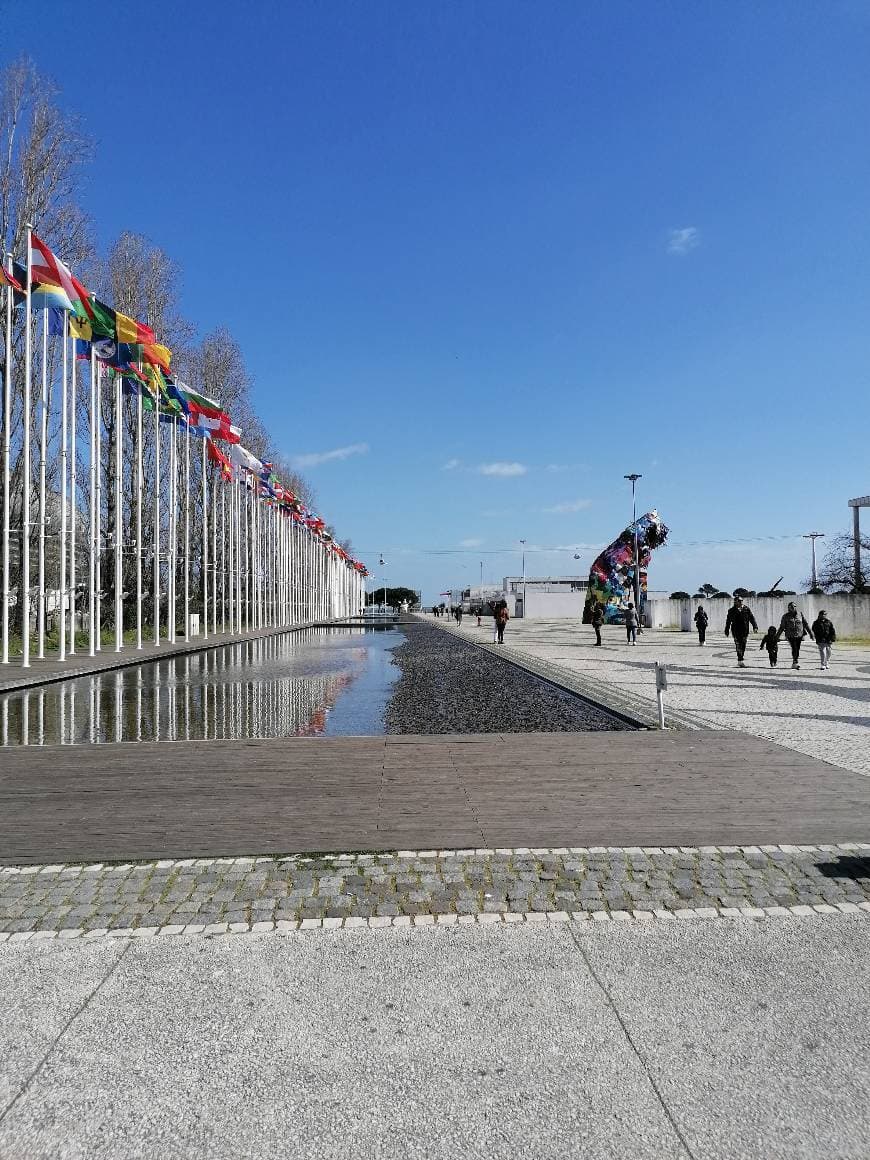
[30,232,91,315]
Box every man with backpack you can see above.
[724,595,758,667]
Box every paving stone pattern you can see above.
[444,617,870,775]
[2,845,869,935]
[385,621,625,733]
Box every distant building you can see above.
[502,575,588,619]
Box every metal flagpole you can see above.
[1,254,12,663]
[68,327,77,655]
[59,312,68,661]
[221,485,226,634]
[211,470,217,636]
[201,436,209,641]
[37,309,48,658]
[135,377,143,649]
[113,367,123,651]
[94,360,102,651]
[87,348,96,657]
[153,390,160,646]
[183,421,190,640]
[227,472,234,635]
[21,228,34,667]
[235,477,241,632]
[168,415,177,643]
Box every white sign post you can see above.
[655,662,668,729]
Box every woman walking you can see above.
[694,604,708,646]
[812,609,836,670]
[493,599,509,645]
[624,602,638,646]
[776,602,813,670]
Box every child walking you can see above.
[760,626,779,667]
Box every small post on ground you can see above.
[655,662,668,729]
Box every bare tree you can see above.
[811,531,870,593]
[0,57,93,626]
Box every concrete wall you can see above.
[645,594,870,638]
[520,590,586,620]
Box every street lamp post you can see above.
[519,539,526,619]
[624,474,642,612]
[803,532,825,590]
[378,554,387,615]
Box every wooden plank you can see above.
[1,730,869,864]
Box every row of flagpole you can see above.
[1,227,367,668]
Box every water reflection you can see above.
[0,627,402,745]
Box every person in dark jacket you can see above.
[811,610,836,670]
[624,602,638,645]
[591,601,605,646]
[759,626,779,667]
[724,596,758,667]
[694,605,708,645]
[776,602,813,670]
[489,599,509,644]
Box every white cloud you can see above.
[542,498,592,514]
[291,442,369,469]
[459,538,483,548]
[477,461,528,477]
[667,226,700,256]
[442,458,461,471]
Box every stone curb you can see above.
[2,902,869,946]
[2,841,869,875]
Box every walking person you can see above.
[491,599,509,645]
[776,601,813,670]
[812,609,836,670]
[624,602,638,645]
[759,626,779,667]
[724,594,758,667]
[591,601,605,646]
[694,604,709,646]
[455,606,463,626]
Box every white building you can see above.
[502,575,588,619]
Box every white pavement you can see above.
[449,617,870,777]
[1,918,868,1159]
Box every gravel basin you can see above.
[384,621,627,733]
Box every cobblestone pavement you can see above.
[442,617,870,775]
[2,845,869,936]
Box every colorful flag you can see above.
[31,281,76,313]
[228,444,264,474]
[207,438,234,481]
[142,341,171,370]
[0,264,23,293]
[29,233,92,317]
[88,298,156,347]
[192,414,240,443]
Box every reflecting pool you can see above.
[0,626,403,745]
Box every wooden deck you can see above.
[2,731,869,864]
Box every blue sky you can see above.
[7,1,870,601]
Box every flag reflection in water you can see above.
[0,627,398,745]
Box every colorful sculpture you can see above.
[583,511,669,623]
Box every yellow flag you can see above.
[69,314,93,342]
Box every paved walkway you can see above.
[443,617,870,775]
[1,917,868,1158]
[2,845,869,937]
